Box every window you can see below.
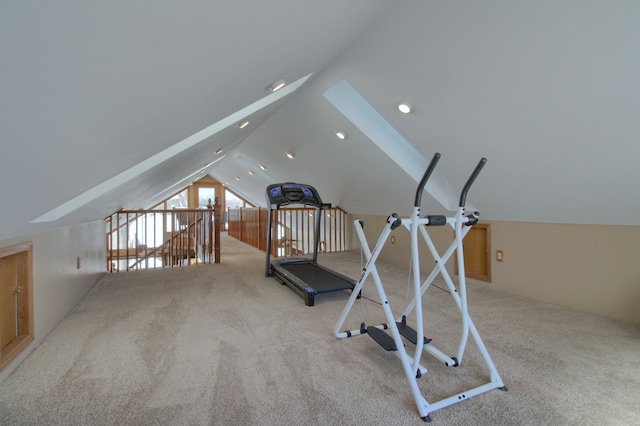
[198,187,216,208]
[166,189,188,209]
[225,189,251,208]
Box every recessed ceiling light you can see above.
[268,79,286,92]
[286,152,295,159]
[215,148,224,155]
[398,102,412,114]
[336,131,347,140]
[237,120,250,129]
[259,164,267,171]
[248,170,255,175]
[235,176,241,181]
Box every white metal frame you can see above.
[333,153,506,422]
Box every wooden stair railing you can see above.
[128,217,199,269]
[106,198,221,272]
[227,205,348,257]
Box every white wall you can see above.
[0,220,106,383]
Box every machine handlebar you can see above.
[459,158,487,208]
[414,152,441,208]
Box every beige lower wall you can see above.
[0,220,106,383]
[489,220,640,326]
[349,214,640,327]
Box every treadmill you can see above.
[265,182,357,306]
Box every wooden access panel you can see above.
[0,242,34,372]
[455,224,491,282]
[0,256,17,350]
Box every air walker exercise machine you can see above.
[265,182,357,306]
[334,153,506,422]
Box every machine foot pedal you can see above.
[366,326,397,351]
[396,316,431,345]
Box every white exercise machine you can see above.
[334,153,507,422]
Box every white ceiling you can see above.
[1,1,639,240]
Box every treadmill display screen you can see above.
[266,182,322,207]
[269,187,282,199]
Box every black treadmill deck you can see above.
[270,258,356,306]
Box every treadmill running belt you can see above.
[278,262,354,293]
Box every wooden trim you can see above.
[0,242,32,258]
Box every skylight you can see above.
[323,79,464,212]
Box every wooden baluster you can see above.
[213,197,221,263]
[207,199,213,263]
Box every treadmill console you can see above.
[266,183,322,208]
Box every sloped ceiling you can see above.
[1,1,639,241]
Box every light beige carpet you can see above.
[1,233,639,425]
